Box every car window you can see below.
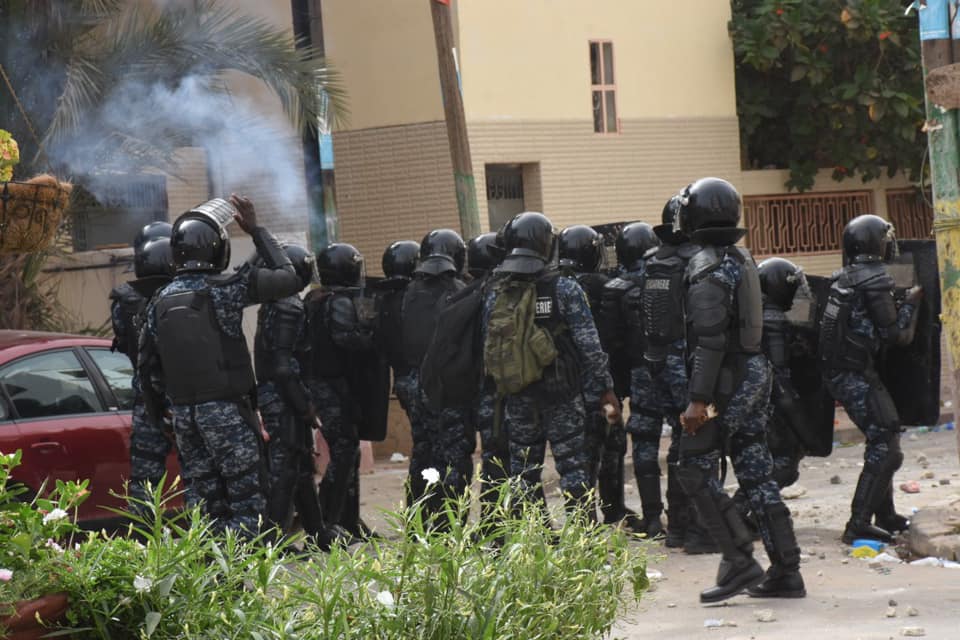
[0,350,103,418]
[0,392,9,421]
[85,348,136,410]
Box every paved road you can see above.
[359,429,960,639]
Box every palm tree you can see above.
[0,0,344,329]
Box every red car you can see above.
[0,330,181,525]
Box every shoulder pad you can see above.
[678,243,702,259]
[732,246,755,263]
[842,263,894,290]
[109,282,136,301]
[604,277,634,291]
[685,247,724,282]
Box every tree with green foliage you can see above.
[0,0,343,331]
[730,0,924,191]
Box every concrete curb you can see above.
[906,499,960,561]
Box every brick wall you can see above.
[468,117,743,231]
[332,122,460,272]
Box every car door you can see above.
[82,347,183,509]
[0,348,127,522]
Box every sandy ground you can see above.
[356,428,960,640]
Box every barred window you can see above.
[590,41,619,134]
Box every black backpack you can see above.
[420,278,486,411]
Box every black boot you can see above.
[665,463,688,548]
[874,482,910,534]
[636,473,665,539]
[748,504,806,598]
[683,510,720,554]
[842,467,894,544]
[697,496,763,603]
[680,466,763,603]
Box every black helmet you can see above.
[676,177,745,244]
[499,211,556,274]
[382,240,420,279]
[284,243,319,290]
[134,237,175,279]
[417,229,465,276]
[615,222,660,271]
[558,225,603,273]
[467,232,501,278]
[654,194,685,244]
[133,221,172,251]
[842,214,896,264]
[317,243,364,287]
[758,257,803,310]
[170,215,230,273]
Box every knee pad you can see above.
[883,437,904,474]
[866,387,900,433]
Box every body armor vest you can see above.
[642,244,698,362]
[377,283,410,373]
[600,273,646,366]
[305,290,346,379]
[110,283,146,367]
[818,262,890,371]
[254,297,304,383]
[155,288,255,405]
[732,247,764,354]
[527,273,580,403]
[400,275,463,368]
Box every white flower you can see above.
[421,468,440,486]
[45,539,64,554]
[133,575,154,593]
[0,569,12,582]
[42,508,68,525]
[375,590,395,608]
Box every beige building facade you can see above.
[324,0,921,278]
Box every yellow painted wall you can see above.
[321,0,443,130]
[457,0,737,121]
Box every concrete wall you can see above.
[320,0,444,130]
[458,0,737,122]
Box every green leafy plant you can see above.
[0,449,89,614]
[730,0,925,191]
[50,477,648,639]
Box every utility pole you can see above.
[429,0,481,240]
[916,0,960,460]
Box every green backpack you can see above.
[483,276,558,395]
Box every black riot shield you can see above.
[343,291,391,442]
[783,273,836,457]
[879,239,942,426]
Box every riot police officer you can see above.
[466,231,510,526]
[375,240,421,385]
[110,222,176,509]
[732,258,809,535]
[819,214,922,544]
[304,243,378,540]
[139,195,302,536]
[255,244,346,548]
[639,198,716,552]
[676,178,804,602]
[397,230,474,519]
[482,212,620,515]
[563,224,641,530]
